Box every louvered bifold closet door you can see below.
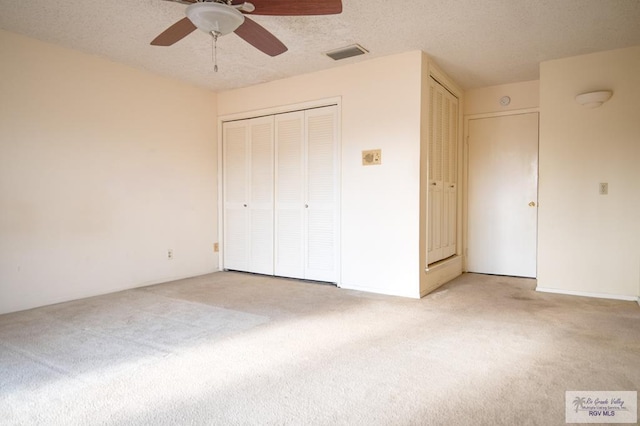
[222,117,274,275]
[428,80,444,263]
[304,106,338,282]
[248,116,275,275]
[428,78,458,265]
[443,94,458,258]
[274,111,305,279]
[223,120,250,271]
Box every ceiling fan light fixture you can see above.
[186,2,245,36]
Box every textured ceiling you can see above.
[1,0,639,92]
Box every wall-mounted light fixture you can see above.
[575,90,613,108]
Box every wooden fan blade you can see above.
[161,0,196,5]
[162,0,196,4]
[151,17,197,46]
[234,16,288,56]
[233,0,342,16]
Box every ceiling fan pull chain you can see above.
[211,32,219,72]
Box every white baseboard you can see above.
[536,286,639,302]
[338,282,420,299]
[421,255,463,297]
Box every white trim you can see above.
[536,286,639,302]
[217,116,224,271]
[462,109,540,274]
[423,255,463,297]
[464,107,540,121]
[334,104,342,287]
[218,97,342,123]
[429,60,463,99]
[339,282,420,299]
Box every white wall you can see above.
[0,30,219,314]
[217,51,424,298]
[538,46,640,299]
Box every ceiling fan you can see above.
[151,0,343,57]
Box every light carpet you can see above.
[0,272,638,425]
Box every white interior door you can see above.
[467,112,538,278]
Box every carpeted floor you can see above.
[0,272,638,425]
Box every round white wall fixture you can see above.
[500,96,511,106]
[575,90,613,108]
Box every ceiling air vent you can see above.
[324,44,369,61]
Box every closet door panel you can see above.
[441,94,452,253]
[223,121,250,271]
[248,116,274,274]
[428,84,444,263]
[306,209,335,272]
[223,105,339,283]
[428,79,458,264]
[443,95,458,258]
[304,106,338,282]
[274,112,305,279]
[224,210,248,270]
[249,210,273,274]
[427,85,435,257]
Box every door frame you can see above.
[462,107,539,274]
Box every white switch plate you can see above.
[362,149,382,166]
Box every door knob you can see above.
[528,201,536,207]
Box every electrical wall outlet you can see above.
[214,243,219,252]
[362,149,382,166]
[167,249,173,260]
[599,182,608,195]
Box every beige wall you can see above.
[11,27,634,310]
[464,80,539,115]
[218,51,424,298]
[0,30,219,314]
[538,46,640,299]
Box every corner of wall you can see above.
[0,32,219,314]
[419,57,464,297]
